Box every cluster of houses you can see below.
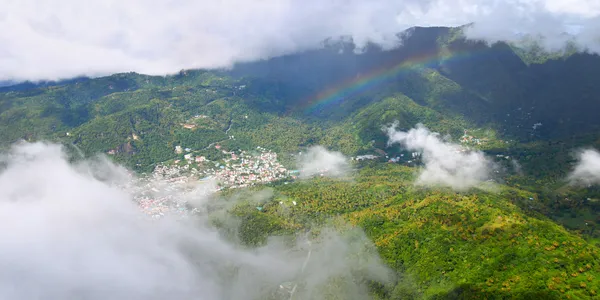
[460,130,487,145]
[213,147,289,188]
[167,145,290,190]
[352,154,379,161]
[181,115,210,130]
[351,152,424,165]
[127,171,209,219]
[127,144,290,219]
[386,152,422,164]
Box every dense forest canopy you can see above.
[2,26,600,299]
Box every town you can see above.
[169,144,292,190]
[127,143,356,219]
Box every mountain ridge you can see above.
[3,26,600,298]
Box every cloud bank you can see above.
[386,123,494,190]
[2,0,599,81]
[0,142,391,300]
[567,148,600,186]
[298,146,351,179]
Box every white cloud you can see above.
[298,146,351,179]
[1,0,599,81]
[0,142,392,299]
[461,1,600,52]
[567,148,600,186]
[386,123,495,190]
[544,0,600,18]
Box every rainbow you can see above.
[303,48,486,114]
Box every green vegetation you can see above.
[2,25,600,298]
[225,165,600,299]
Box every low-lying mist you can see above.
[568,148,600,187]
[0,142,392,300]
[297,146,351,179]
[386,123,497,191]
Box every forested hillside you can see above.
[229,165,600,298]
[3,26,599,163]
[2,26,600,299]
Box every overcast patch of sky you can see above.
[0,0,599,81]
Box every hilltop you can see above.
[2,26,600,299]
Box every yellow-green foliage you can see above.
[233,116,321,154]
[319,123,368,156]
[350,192,599,298]
[234,164,600,299]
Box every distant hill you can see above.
[3,26,600,299]
[0,80,18,87]
[0,26,599,174]
[0,76,91,92]
[229,26,600,141]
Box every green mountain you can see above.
[2,26,600,299]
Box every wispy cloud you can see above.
[297,146,351,179]
[567,148,600,186]
[1,0,599,81]
[386,123,495,190]
[0,142,391,299]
